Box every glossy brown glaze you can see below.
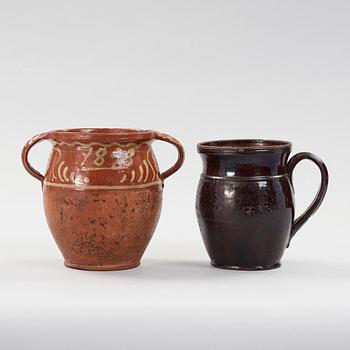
[22,128,184,270]
[196,139,328,270]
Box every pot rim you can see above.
[197,139,292,154]
[47,128,157,143]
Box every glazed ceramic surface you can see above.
[22,128,184,270]
[196,139,328,270]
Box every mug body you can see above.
[43,128,163,270]
[196,139,294,270]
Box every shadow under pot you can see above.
[22,128,184,271]
[195,139,328,271]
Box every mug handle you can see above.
[21,132,50,184]
[286,152,329,246]
[154,132,185,181]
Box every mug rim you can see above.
[47,128,156,143]
[197,139,292,153]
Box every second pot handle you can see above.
[21,132,50,184]
[286,152,329,246]
[155,132,185,181]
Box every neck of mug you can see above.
[199,150,291,178]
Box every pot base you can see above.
[64,261,140,271]
[211,262,281,271]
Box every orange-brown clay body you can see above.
[22,128,184,270]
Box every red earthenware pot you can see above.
[196,139,328,270]
[22,128,184,270]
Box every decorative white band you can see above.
[43,180,163,190]
[53,141,146,148]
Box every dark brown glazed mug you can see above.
[196,139,328,270]
[22,128,184,270]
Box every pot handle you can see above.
[21,132,50,184]
[154,132,185,181]
[286,152,328,246]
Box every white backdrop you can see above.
[0,1,349,349]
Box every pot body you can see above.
[44,138,162,270]
[196,147,294,270]
[22,128,185,270]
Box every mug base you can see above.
[211,261,281,271]
[64,261,141,271]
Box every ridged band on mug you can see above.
[201,174,289,181]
